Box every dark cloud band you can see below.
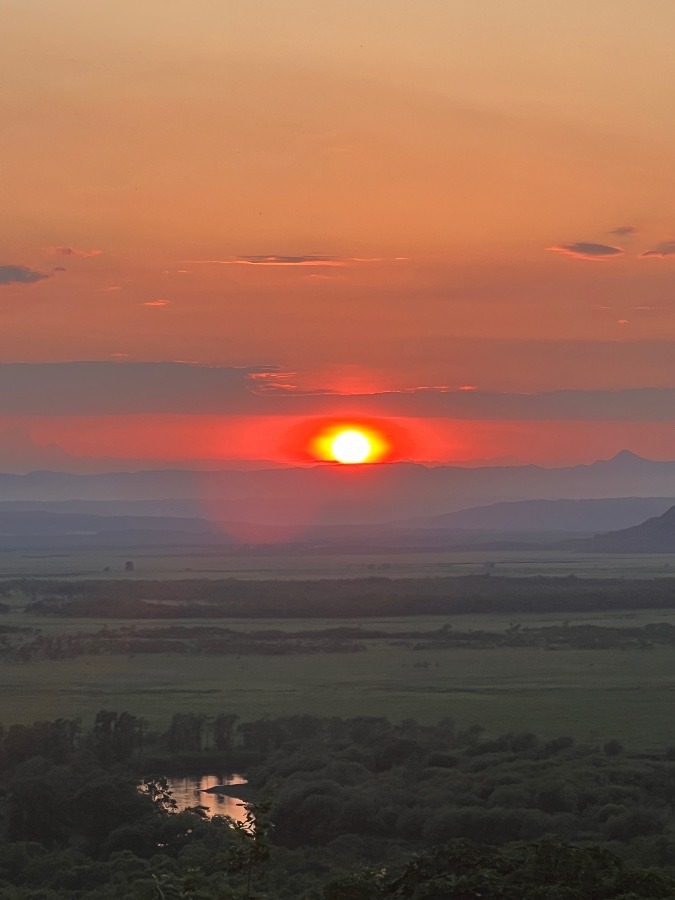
[2,361,675,421]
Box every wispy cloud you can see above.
[0,265,50,286]
[247,369,299,392]
[640,241,675,258]
[184,255,399,267]
[49,246,101,258]
[609,225,637,236]
[143,299,171,308]
[188,255,346,267]
[547,242,624,260]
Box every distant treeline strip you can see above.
[7,621,675,662]
[4,574,675,618]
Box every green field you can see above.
[5,551,675,748]
[4,608,675,748]
[1,547,675,580]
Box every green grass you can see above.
[5,550,675,748]
[6,606,675,636]
[1,547,675,581]
[3,616,675,748]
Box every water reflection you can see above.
[166,774,248,823]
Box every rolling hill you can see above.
[565,505,675,553]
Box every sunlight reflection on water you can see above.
[166,773,248,823]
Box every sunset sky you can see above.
[3,1,675,466]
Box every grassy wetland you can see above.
[3,568,675,747]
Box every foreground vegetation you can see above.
[4,540,675,895]
[3,712,675,897]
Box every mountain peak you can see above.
[605,450,648,465]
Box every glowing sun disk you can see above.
[296,418,400,464]
[331,429,372,464]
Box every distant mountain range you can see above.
[1,454,675,553]
[2,451,675,526]
[405,496,675,534]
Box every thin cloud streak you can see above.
[184,255,400,267]
[186,255,346,267]
[609,225,637,236]
[547,242,624,260]
[49,247,102,258]
[640,241,675,258]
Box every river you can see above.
[165,773,249,823]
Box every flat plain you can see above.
[3,605,675,749]
[4,544,675,747]
[1,546,675,580]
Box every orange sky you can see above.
[2,2,675,465]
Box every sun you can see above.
[307,420,390,464]
[281,416,411,465]
[313,422,389,464]
[330,428,373,464]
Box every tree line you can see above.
[7,620,675,663]
[3,711,675,895]
[8,573,675,619]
